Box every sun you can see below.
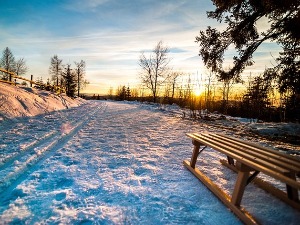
[194,88,203,97]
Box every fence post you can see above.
[30,75,33,87]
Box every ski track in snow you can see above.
[0,101,299,224]
[0,103,103,196]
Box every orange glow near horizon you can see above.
[193,85,204,97]
[194,89,202,97]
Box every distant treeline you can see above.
[85,85,298,123]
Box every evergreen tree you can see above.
[196,0,299,80]
[62,64,76,97]
[196,0,299,119]
[264,42,300,120]
[126,86,131,100]
[243,75,271,120]
[35,77,45,89]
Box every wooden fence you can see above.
[0,68,64,92]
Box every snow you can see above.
[1,84,300,224]
[0,83,84,120]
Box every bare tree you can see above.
[15,58,28,76]
[0,47,16,81]
[169,71,182,99]
[204,70,215,111]
[219,77,236,114]
[49,55,63,86]
[139,41,170,103]
[74,60,86,97]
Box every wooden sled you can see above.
[184,132,300,225]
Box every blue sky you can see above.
[0,0,281,94]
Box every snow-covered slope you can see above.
[0,83,85,120]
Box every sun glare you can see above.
[194,88,203,97]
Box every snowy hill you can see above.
[0,83,85,120]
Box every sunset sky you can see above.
[0,0,281,94]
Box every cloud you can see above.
[63,0,110,12]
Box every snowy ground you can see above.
[160,104,300,155]
[0,100,299,224]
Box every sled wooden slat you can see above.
[184,132,300,225]
[209,133,300,172]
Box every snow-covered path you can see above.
[0,101,299,224]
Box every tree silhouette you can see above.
[196,0,299,86]
[196,0,299,120]
[243,75,271,120]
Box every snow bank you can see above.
[0,83,85,120]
